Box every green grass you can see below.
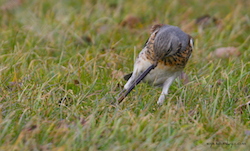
[0,0,249,150]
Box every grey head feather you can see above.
[153,25,189,60]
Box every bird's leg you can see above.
[157,75,178,105]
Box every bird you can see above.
[117,24,194,105]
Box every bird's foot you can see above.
[157,94,165,105]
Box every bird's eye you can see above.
[144,38,149,47]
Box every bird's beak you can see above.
[117,64,157,103]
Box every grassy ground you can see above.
[0,0,249,150]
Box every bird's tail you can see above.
[117,63,157,103]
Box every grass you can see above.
[0,0,249,150]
